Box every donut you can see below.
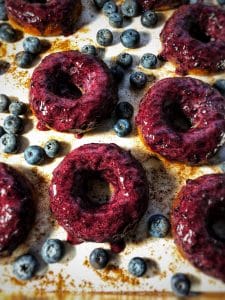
[160,3,225,75]
[5,0,82,36]
[49,143,149,246]
[0,163,35,256]
[172,174,225,282]
[137,0,187,11]
[136,77,225,165]
[29,51,118,133]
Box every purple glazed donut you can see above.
[136,77,225,165]
[172,174,225,282]
[0,163,35,256]
[160,3,225,75]
[137,0,187,11]
[30,51,118,133]
[6,0,82,36]
[49,143,149,246]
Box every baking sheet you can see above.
[0,0,225,296]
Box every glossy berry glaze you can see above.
[136,77,225,165]
[6,0,82,36]
[160,3,225,75]
[49,143,149,249]
[30,51,118,133]
[172,174,225,282]
[0,163,35,256]
[137,0,186,11]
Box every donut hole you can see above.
[189,22,211,44]
[163,99,192,132]
[207,203,225,243]
[48,71,82,99]
[72,171,112,209]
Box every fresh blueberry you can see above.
[24,145,45,165]
[0,3,8,21]
[9,101,26,116]
[0,126,5,137]
[93,0,108,9]
[0,133,18,153]
[15,51,34,68]
[81,44,97,56]
[109,12,123,28]
[0,94,10,112]
[44,139,60,158]
[89,248,109,269]
[13,254,38,280]
[130,71,147,89]
[213,79,225,97]
[0,60,10,75]
[103,1,117,17]
[110,64,124,82]
[141,53,157,69]
[116,53,133,68]
[217,0,225,5]
[141,10,158,28]
[121,0,139,18]
[96,28,113,46]
[0,23,17,43]
[128,257,147,277]
[120,29,140,48]
[23,36,42,54]
[41,239,64,264]
[148,214,170,238]
[3,115,23,134]
[171,273,191,297]
[113,118,132,137]
[115,102,134,119]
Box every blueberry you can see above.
[81,44,97,56]
[15,51,34,68]
[113,118,132,137]
[116,53,133,68]
[24,145,45,165]
[110,64,124,82]
[120,29,140,48]
[141,10,158,28]
[213,79,225,97]
[121,0,139,18]
[171,273,191,297]
[0,94,10,112]
[96,29,113,46]
[93,0,108,9]
[13,254,38,280]
[89,248,109,269]
[44,139,60,158]
[0,126,5,137]
[148,214,170,238]
[0,23,17,43]
[128,257,147,277]
[41,239,64,264]
[0,3,8,21]
[115,102,134,119]
[217,0,225,5]
[0,60,10,75]
[23,36,42,54]
[109,12,123,28]
[3,115,23,134]
[141,53,157,69]
[103,1,117,17]
[0,133,18,153]
[130,71,147,89]
[9,101,26,116]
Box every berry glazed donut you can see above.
[137,0,187,11]
[160,3,225,75]
[30,51,118,133]
[136,77,225,165]
[49,143,149,248]
[0,163,35,256]
[172,174,225,282]
[5,0,82,36]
